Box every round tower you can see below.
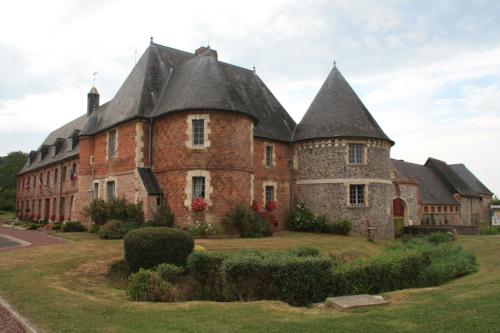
[293,66,395,239]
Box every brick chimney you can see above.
[195,46,218,60]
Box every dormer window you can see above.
[50,145,57,157]
[41,146,49,160]
[67,138,73,152]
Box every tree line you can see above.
[0,151,27,212]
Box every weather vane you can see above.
[92,72,98,86]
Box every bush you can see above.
[186,220,217,238]
[144,204,174,227]
[155,263,184,283]
[222,204,272,238]
[98,220,127,239]
[84,198,145,225]
[84,199,108,225]
[124,227,194,272]
[127,269,173,302]
[221,251,333,306]
[62,221,87,232]
[26,223,39,230]
[425,232,454,244]
[188,252,229,300]
[394,217,405,238]
[287,203,317,231]
[51,222,63,231]
[479,226,500,235]
[323,219,352,235]
[331,241,477,295]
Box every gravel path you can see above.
[0,303,27,333]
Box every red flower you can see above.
[265,201,277,211]
[36,214,41,221]
[50,214,56,222]
[59,215,65,222]
[29,213,35,220]
[251,200,260,212]
[191,197,207,212]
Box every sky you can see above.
[0,0,499,196]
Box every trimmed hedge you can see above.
[124,227,194,272]
[188,249,332,306]
[98,220,127,239]
[188,251,228,300]
[332,241,477,295]
[155,263,184,283]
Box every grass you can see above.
[0,224,499,332]
[0,210,14,220]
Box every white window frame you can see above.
[186,114,210,149]
[184,170,213,209]
[348,143,366,164]
[106,129,118,160]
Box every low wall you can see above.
[405,225,479,236]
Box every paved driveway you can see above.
[0,224,65,252]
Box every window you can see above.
[108,129,117,159]
[424,206,428,213]
[455,207,459,213]
[93,182,99,200]
[431,206,435,213]
[62,166,67,183]
[265,145,273,167]
[438,206,442,213]
[106,181,116,201]
[348,144,365,164]
[265,186,275,203]
[67,138,73,151]
[192,176,205,198]
[47,171,50,185]
[192,119,204,146]
[54,169,58,184]
[444,206,448,213]
[349,184,365,206]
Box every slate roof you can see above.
[426,158,492,196]
[137,168,163,195]
[293,66,393,144]
[81,43,295,142]
[19,114,88,174]
[391,159,459,205]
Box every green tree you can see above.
[0,151,28,212]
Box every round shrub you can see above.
[98,220,127,239]
[124,227,194,272]
[127,269,173,302]
[62,221,87,232]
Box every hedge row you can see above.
[188,248,332,306]
[332,239,477,295]
[188,238,477,306]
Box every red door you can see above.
[393,198,405,217]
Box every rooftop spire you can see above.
[150,36,153,45]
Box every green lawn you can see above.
[0,224,499,332]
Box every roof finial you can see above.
[252,66,256,74]
[207,35,210,48]
[150,36,153,45]
[92,72,97,86]
[333,58,337,68]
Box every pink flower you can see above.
[191,197,207,212]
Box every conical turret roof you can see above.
[293,67,393,144]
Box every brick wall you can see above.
[152,111,255,227]
[16,157,79,222]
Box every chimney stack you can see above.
[87,86,100,116]
[195,46,218,61]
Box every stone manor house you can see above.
[16,42,493,238]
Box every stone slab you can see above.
[326,294,388,309]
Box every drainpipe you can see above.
[289,142,295,209]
